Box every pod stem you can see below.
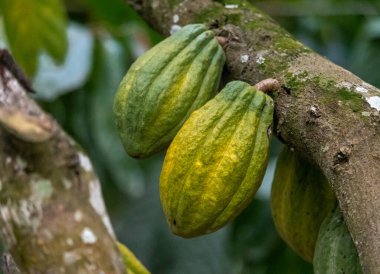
[216,36,228,48]
[254,78,280,93]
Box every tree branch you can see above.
[0,50,125,273]
[126,0,380,272]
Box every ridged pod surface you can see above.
[271,147,336,262]
[160,81,274,237]
[117,242,151,274]
[314,209,363,274]
[114,24,225,158]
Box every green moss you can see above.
[316,77,365,113]
[324,79,336,89]
[258,57,287,79]
[168,0,180,8]
[282,73,364,113]
[225,13,245,25]
[245,12,279,32]
[298,71,309,78]
[275,36,311,55]
[195,4,226,23]
[336,88,364,112]
[337,88,360,101]
[283,72,307,96]
[195,0,364,114]
[223,0,242,4]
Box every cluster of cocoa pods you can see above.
[271,148,362,273]
[114,24,362,273]
[114,24,274,238]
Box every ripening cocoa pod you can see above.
[313,208,363,274]
[271,147,336,262]
[114,24,225,158]
[160,80,274,237]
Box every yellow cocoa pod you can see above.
[114,24,225,158]
[117,242,150,274]
[271,147,336,262]
[160,80,273,237]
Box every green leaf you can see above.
[84,0,135,26]
[87,37,146,197]
[0,0,68,76]
[34,23,94,101]
[229,198,313,274]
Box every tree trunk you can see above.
[0,50,125,273]
[126,0,380,273]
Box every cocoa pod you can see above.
[114,24,225,158]
[271,147,336,262]
[160,80,273,237]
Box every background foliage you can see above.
[0,0,379,273]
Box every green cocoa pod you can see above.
[271,147,336,262]
[313,208,363,274]
[114,24,225,158]
[117,242,151,274]
[160,80,273,237]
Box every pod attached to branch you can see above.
[160,80,274,237]
[271,147,336,262]
[114,24,225,158]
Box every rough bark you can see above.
[0,51,125,273]
[126,0,380,273]
[1,252,21,274]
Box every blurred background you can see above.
[0,0,379,273]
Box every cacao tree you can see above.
[0,0,379,273]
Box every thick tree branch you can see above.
[126,0,380,273]
[0,50,125,273]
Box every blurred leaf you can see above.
[229,198,313,274]
[114,172,231,274]
[0,0,68,76]
[34,22,94,101]
[122,23,152,59]
[83,0,138,26]
[86,35,147,198]
[229,199,279,272]
[365,17,380,38]
[81,0,163,47]
[256,138,283,199]
[0,18,8,48]
[350,17,380,87]
[266,244,313,274]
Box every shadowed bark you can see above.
[125,0,380,273]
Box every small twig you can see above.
[216,36,228,48]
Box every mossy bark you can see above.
[0,52,125,273]
[126,0,380,273]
